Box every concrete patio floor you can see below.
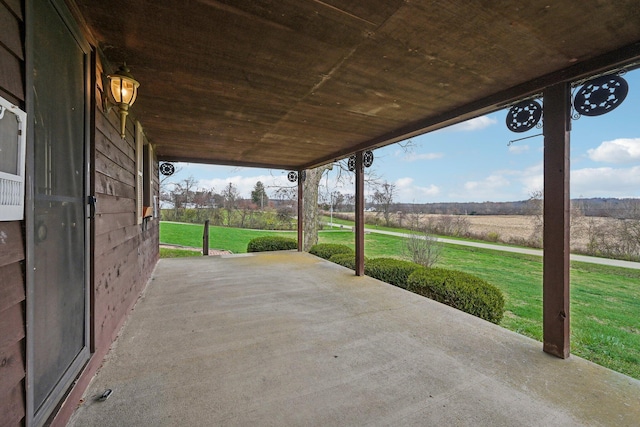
[69,252,640,426]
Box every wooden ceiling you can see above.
[73,0,640,170]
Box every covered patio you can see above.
[69,253,640,426]
[3,2,640,425]
[72,0,640,359]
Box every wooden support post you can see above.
[203,220,209,256]
[297,170,304,252]
[355,152,365,276]
[543,83,571,359]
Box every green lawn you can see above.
[159,247,202,258]
[160,221,640,380]
[161,222,297,254]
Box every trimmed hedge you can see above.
[247,236,297,252]
[364,258,422,289]
[309,243,354,260]
[328,253,359,270]
[407,268,504,324]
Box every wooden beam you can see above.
[158,155,302,171]
[297,170,303,252]
[543,83,571,359]
[355,152,365,276]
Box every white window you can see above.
[0,96,26,221]
[143,142,154,217]
[135,122,144,224]
[135,121,155,223]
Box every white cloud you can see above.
[572,166,640,198]
[395,177,440,202]
[447,163,543,202]
[464,174,510,192]
[516,163,543,196]
[445,115,497,132]
[396,177,414,188]
[508,144,530,154]
[455,163,640,201]
[587,138,640,164]
[403,152,444,162]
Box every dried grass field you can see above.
[337,212,628,254]
[437,214,537,241]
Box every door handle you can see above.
[88,195,97,219]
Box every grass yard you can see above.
[160,221,640,380]
[159,247,202,258]
[160,222,297,254]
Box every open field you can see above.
[461,214,536,241]
[160,221,640,380]
[330,212,627,253]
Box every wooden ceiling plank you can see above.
[75,0,640,170]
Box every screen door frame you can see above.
[25,0,92,425]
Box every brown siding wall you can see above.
[0,1,25,426]
[50,53,159,426]
[1,3,158,424]
[92,55,159,350]
[0,0,23,106]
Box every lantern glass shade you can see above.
[110,75,139,106]
[105,64,140,138]
[107,65,140,107]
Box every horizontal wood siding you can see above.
[92,82,159,350]
[0,1,25,426]
[0,227,26,427]
[0,0,23,105]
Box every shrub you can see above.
[403,232,442,268]
[328,253,360,270]
[486,231,500,242]
[407,268,504,324]
[309,243,354,260]
[247,236,297,252]
[365,258,421,289]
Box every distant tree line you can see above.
[385,198,640,219]
[161,178,296,230]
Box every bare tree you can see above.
[221,182,239,226]
[331,191,344,212]
[193,188,216,209]
[161,175,200,218]
[237,199,255,228]
[590,200,640,259]
[272,142,413,251]
[403,210,442,268]
[371,181,396,227]
[428,214,470,237]
[343,193,355,212]
[526,189,543,246]
[159,165,183,205]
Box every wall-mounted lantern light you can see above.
[104,64,140,138]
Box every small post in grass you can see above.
[203,220,210,256]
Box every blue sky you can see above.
[165,69,640,203]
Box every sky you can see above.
[163,69,640,204]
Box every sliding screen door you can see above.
[29,0,90,424]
